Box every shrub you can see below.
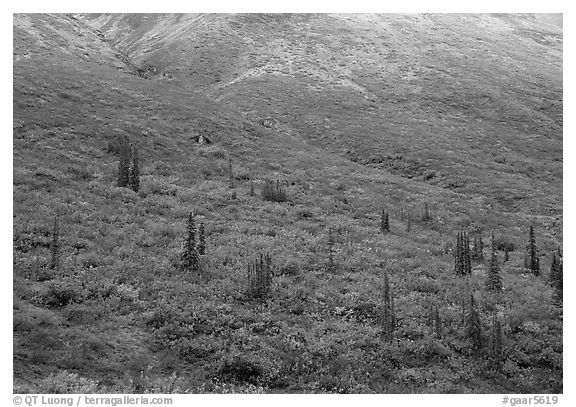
[65,303,104,324]
[34,371,99,394]
[219,355,262,384]
[144,305,179,330]
[421,202,432,222]
[43,279,85,308]
[132,371,188,394]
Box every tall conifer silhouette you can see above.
[181,212,200,273]
[129,144,140,193]
[526,226,540,275]
[486,232,502,292]
[380,208,390,233]
[50,214,60,270]
[382,273,396,343]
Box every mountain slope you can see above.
[80,13,562,216]
[14,13,562,394]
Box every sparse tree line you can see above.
[113,142,288,204]
[34,139,560,361]
[378,202,561,300]
[112,140,566,314]
[180,211,273,301]
[38,193,562,378]
[57,142,566,312]
[380,202,435,234]
[326,203,561,358]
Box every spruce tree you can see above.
[181,212,200,273]
[466,292,483,350]
[526,226,540,276]
[385,211,390,232]
[550,253,563,307]
[455,231,463,275]
[426,304,434,333]
[549,252,558,286]
[228,157,234,188]
[127,143,133,186]
[422,202,431,222]
[382,273,396,343]
[553,263,563,307]
[463,232,472,274]
[117,141,130,187]
[490,314,503,370]
[198,222,206,255]
[50,215,60,270]
[327,228,336,270]
[486,232,503,292]
[380,208,390,233]
[455,231,471,275]
[129,144,140,193]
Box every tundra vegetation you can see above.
[13,13,562,393]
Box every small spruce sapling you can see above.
[421,202,432,222]
[50,214,60,270]
[486,232,503,292]
[464,232,472,274]
[382,273,396,343]
[380,208,390,233]
[327,227,336,270]
[129,144,140,193]
[181,212,200,273]
[228,157,234,188]
[526,226,540,276]
[117,141,130,187]
[490,314,504,370]
[550,252,563,306]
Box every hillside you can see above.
[13,13,562,394]
[81,13,562,214]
